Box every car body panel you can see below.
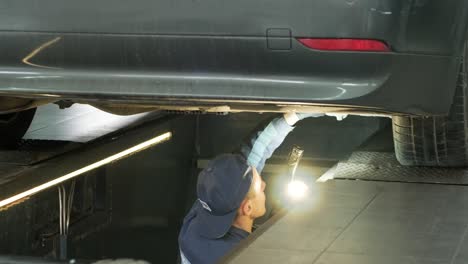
[0,0,466,115]
[1,0,465,54]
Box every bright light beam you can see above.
[287,180,309,201]
[0,131,172,209]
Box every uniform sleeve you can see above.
[239,116,294,174]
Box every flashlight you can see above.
[287,145,304,182]
[286,145,308,201]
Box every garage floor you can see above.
[225,178,468,264]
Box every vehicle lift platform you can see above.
[0,105,172,263]
[0,108,169,212]
[224,128,468,264]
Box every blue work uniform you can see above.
[179,116,294,264]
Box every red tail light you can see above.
[297,38,390,52]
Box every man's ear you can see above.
[239,199,253,216]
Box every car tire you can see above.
[392,51,468,167]
[0,108,36,148]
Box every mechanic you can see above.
[178,112,322,264]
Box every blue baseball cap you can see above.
[192,154,253,239]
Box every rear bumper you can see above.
[0,33,460,116]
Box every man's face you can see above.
[249,167,267,218]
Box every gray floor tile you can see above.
[253,224,343,251]
[227,180,468,264]
[230,248,320,264]
[315,252,447,264]
[329,227,462,260]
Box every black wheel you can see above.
[392,52,468,167]
[0,108,36,149]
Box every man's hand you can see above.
[296,113,325,120]
[283,112,349,126]
[325,113,348,121]
[283,112,325,126]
